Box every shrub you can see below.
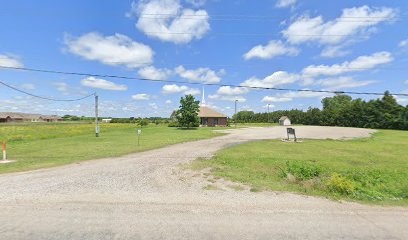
[326,173,355,195]
[168,122,180,127]
[285,161,322,181]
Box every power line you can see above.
[141,31,394,37]
[1,65,408,97]
[1,57,405,71]
[0,80,95,102]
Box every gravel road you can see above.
[0,126,407,240]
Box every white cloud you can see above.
[149,103,158,109]
[81,77,128,91]
[208,94,246,102]
[165,99,172,104]
[184,88,200,95]
[280,90,332,99]
[316,76,376,90]
[405,80,408,84]
[0,54,23,68]
[53,82,70,95]
[283,6,396,45]
[262,104,276,109]
[132,0,210,44]
[243,40,299,60]
[261,96,292,103]
[276,0,296,8]
[64,32,154,68]
[132,93,151,100]
[138,66,172,79]
[302,51,393,77]
[20,83,35,90]
[320,45,351,58]
[216,86,249,95]
[185,0,206,7]
[241,71,300,88]
[162,84,200,95]
[175,65,225,83]
[399,39,408,48]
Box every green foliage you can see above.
[232,91,408,131]
[168,122,180,127]
[176,95,200,128]
[285,161,322,181]
[326,173,355,195]
[138,119,149,127]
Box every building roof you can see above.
[279,116,290,121]
[198,106,227,118]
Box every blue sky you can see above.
[1,0,408,117]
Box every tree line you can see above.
[233,91,408,130]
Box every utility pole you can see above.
[95,93,99,137]
[234,99,238,127]
[267,104,270,123]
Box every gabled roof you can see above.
[198,106,227,118]
[279,116,290,121]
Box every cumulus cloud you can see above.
[162,84,200,95]
[165,99,172,104]
[175,65,225,83]
[52,82,70,95]
[302,51,393,77]
[185,0,206,7]
[216,86,249,95]
[283,6,396,45]
[261,96,292,103]
[64,32,154,68]
[131,0,210,44]
[0,54,23,68]
[241,71,300,88]
[316,76,376,90]
[138,66,172,79]
[149,102,159,109]
[208,94,246,102]
[276,0,296,8]
[81,77,128,91]
[399,39,408,48]
[320,45,351,58]
[132,93,151,100]
[243,40,299,60]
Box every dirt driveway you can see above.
[0,126,406,240]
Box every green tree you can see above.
[138,119,149,128]
[176,95,200,128]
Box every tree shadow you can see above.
[176,127,199,130]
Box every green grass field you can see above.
[191,130,408,205]
[0,123,223,174]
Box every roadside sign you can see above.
[137,129,141,135]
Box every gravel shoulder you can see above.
[0,126,406,240]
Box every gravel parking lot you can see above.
[0,126,406,240]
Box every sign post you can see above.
[137,129,141,146]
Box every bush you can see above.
[168,122,180,127]
[285,161,322,181]
[326,173,355,195]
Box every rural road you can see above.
[0,126,407,240]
